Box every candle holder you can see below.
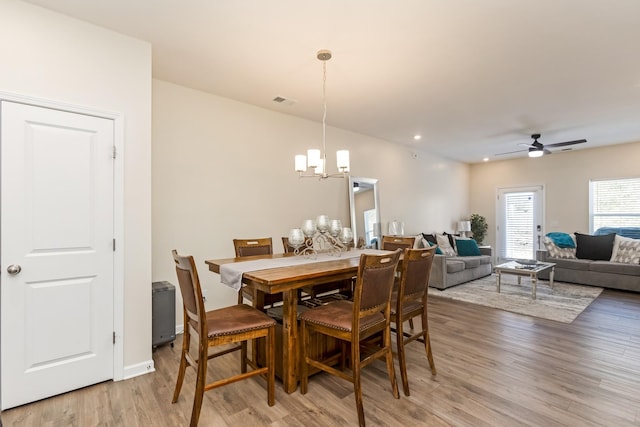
[289,215,353,258]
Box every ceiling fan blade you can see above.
[518,143,535,149]
[544,149,552,154]
[545,139,587,148]
[495,149,527,156]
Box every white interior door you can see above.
[1,101,115,409]
[496,186,544,262]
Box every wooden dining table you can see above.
[205,250,386,394]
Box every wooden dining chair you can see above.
[281,236,298,254]
[171,250,276,427]
[381,235,417,251]
[390,246,437,396]
[233,238,283,309]
[299,250,402,427]
[381,235,418,326]
[233,237,273,257]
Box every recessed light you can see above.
[483,157,489,162]
[413,135,421,140]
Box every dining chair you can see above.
[281,236,298,253]
[381,235,417,251]
[381,235,418,327]
[171,250,276,427]
[233,238,283,309]
[299,250,402,427]
[390,246,437,396]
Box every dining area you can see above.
[169,207,438,426]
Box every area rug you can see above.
[428,274,603,323]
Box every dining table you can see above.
[205,249,390,394]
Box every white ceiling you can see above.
[23,0,640,163]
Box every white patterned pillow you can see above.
[436,233,457,256]
[543,235,576,259]
[610,235,640,264]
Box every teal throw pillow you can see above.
[425,239,443,255]
[455,238,481,256]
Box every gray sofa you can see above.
[429,247,493,290]
[537,250,640,292]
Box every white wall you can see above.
[152,80,469,319]
[469,141,640,248]
[0,0,152,371]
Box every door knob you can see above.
[7,264,22,275]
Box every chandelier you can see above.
[295,50,350,179]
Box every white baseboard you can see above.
[120,328,182,381]
[123,359,155,380]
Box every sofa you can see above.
[419,233,493,290]
[430,247,493,290]
[536,228,640,292]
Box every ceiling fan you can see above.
[496,133,587,158]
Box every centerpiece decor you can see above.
[289,215,354,258]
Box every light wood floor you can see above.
[3,289,640,426]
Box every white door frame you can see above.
[0,91,125,381]
[496,185,545,263]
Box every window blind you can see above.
[591,178,640,231]
[502,192,535,259]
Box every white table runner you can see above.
[219,249,387,291]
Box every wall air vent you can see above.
[273,96,297,106]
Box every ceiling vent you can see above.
[273,96,297,106]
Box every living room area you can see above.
[2,1,640,426]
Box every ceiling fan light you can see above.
[528,148,544,158]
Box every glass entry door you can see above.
[497,186,544,262]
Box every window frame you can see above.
[589,177,640,233]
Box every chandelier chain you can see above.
[322,60,327,167]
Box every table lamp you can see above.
[458,220,471,238]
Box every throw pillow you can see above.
[543,235,577,259]
[422,233,437,245]
[424,239,443,254]
[610,235,640,264]
[546,232,576,248]
[443,232,461,248]
[455,238,481,256]
[436,233,456,256]
[575,232,615,261]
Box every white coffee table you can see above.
[494,260,556,300]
